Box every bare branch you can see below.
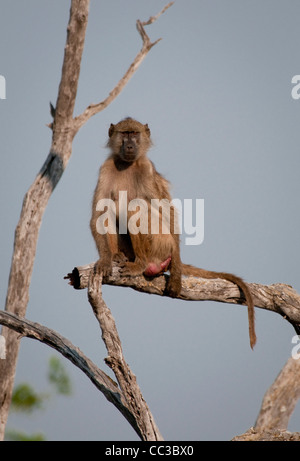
[65,262,300,329]
[73,2,174,131]
[0,310,143,440]
[235,356,300,439]
[141,1,175,26]
[87,271,164,441]
[232,427,300,441]
[1,1,173,439]
[66,262,300,435]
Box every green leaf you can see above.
[5,429,45,441]
[11,384,46,413]
[48,356,72,396]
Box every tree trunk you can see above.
[0,0,172,439]
[0,0,89,439]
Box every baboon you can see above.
[90,117,256,348]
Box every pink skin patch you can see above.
[144,256,171,277]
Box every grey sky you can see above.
[1,0,300,440]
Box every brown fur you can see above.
[90,118,256,348]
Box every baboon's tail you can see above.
[182,264,256,349]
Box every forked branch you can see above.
[0,0,173,440]
[73,2,173,131]
[0,310,143,440]
[87,271,163,441]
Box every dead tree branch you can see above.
[0,0,90,438]
[0,310,143,440]
[0,0,172,439]
[255,356,300,431]
[65,262,300,331]
[232,427,300,441]
[233,356,300,440]
[66,263,300,437]
[73,2,172,131]
[140,1,174,26]
[87,272,163,441]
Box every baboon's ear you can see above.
[108,123,115,137]
[144,124,151,137]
